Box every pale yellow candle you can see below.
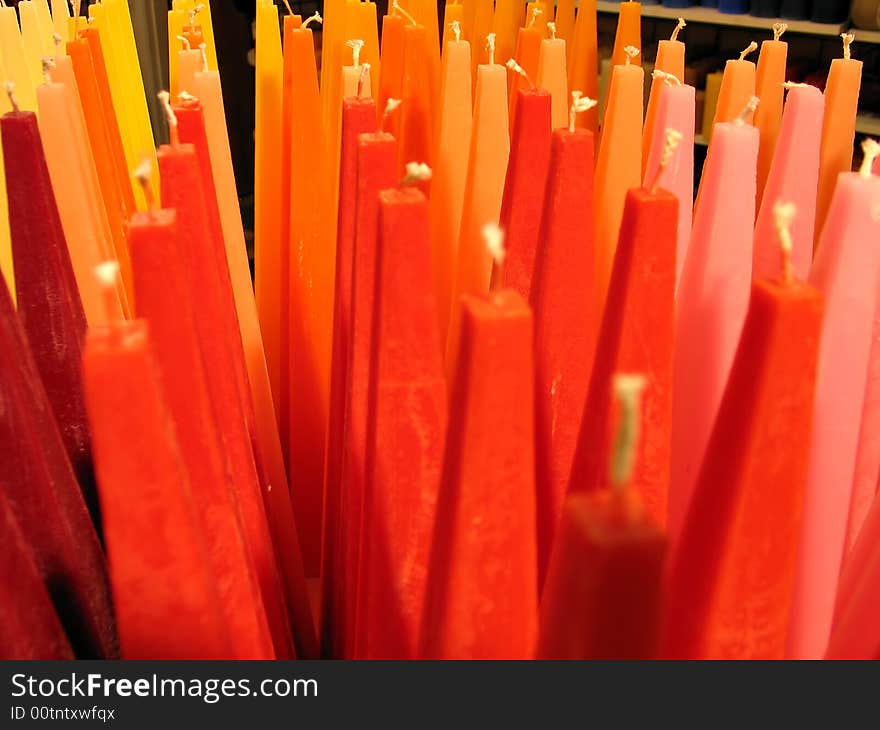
[17,2,46,88]
[50,0,70,49]
[537,24,568,130]
[0,5,39,112]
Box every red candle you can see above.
[157,133,294,660]
[0,276,116,658]
[83,299,232,659]
[421,289,537,659]
[322,96,377,657]
[531,126,597,585]
[662,216,823,659]
[1,109,95,518]
[496,87,552,299]
[538,375,666,659]
[354,187,448,659]
[568,187,677,526]
[128,204,275,660]
[0,492,73,659]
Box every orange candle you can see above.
[567,0,598,133]
[754,24,789,206]
[555,0,575,59]
[470,0,495,74]
[442,2,464,50]
[713,42,758,127]
[399,23,436,175]
[492,0,525,73]
[377,12,406,132]
[508,8,544,130]
[537,23,568,130]
[642,18,685,177]
[611,1,641,68]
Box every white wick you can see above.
[735,95,760,125]
[402,161,432,185]
[449,19,461,43]
[347,39,364,69]
[178,90,198,103]
[199,42,208,71]
[860,138,879,178]
[569,91,597,133]
[302,11,323,28]
[528,7,542,28]
[773,22,788,41]
[651,128,684,193]
[547,22,556,40]
[483,222,506,269]
[358,63,370,96]
[4,80,18,112]
[624,45,640,65]
[841,32,854,60]
[392,0,417,26]
[506,58,534,88]
[739,41,758,61]
[671,17,685,42]
[41,57,55,85]
[486,33,496,65]
[652,69,682,86]
[782,81,810,89]
[157,90,179,139]
[95,260,120,289]
[610,374,648,490]
[177,35,191,51]
[773,201,796,284]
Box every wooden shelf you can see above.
[856,114,880,136]
[852,28,880,45]
[596,1,849,38]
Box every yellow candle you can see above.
[0,5,38,112]
[17,2,46,87]
[50,0,70,49]
[32,0,54,55]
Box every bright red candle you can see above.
[421,290,537,659]
[530,127,596,585]
[663,272,823,659]
[84,316,232,659]
[1,110,95,518]
[0,492,73,659]
[354,187,448,659]
[0,276,116,659]
[128,208,275,660]
[322,96,377,657]
[496,88,551,299]
[568,187,677,526]
[158,141,294,660]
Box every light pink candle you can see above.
[669,117,758,538]
[752,84,824,281]
[642,81,694,290]
[788,162,880,660]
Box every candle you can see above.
[429,27,473,342]
[788,148,880,660]
[643,81,695,289]
[341,41,372,100]
[713,43,758,127]
[539,376,666,659]
[18,2,48,84]
[0,4,38,112]
[0,67,9,302]
[814,34,862,251]
[570,184,678,527]
[611,1,641,68]
[642,18,685,177]
[754,24,789,206]
[531,119,597,584]
[0,274,116,658]
[670,110,759,537]
[50,0,69,47]
[536,24,568,130]
[496,84,552,299]
[592,47,643,313]
[322,97,378,658]
[353,1,381,92]
[354,188,448,659]
[31,0,53,55]
[421,286,537,659]
[441,2,464,49]
[508,9,544,129]
[0,490,73,659]
[1,105,95,518]
[492,0,524,71]
[450,58,510,316]
[753,84,824,281]
[664,206,823,659]
[567,0,598,132]
[83,274,232,659]
[555,0,576,57]
[399,23,436,175]
[469,0,494,74]
[377,12,405,133]
[176,45,203,97]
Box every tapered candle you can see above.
[430,24,473,344]
[341,41,372,100]
[422,283,537,659]
[643,79,695,289]
[354,187,448,659]
[569,182,678,527]
[442,2,464,50]
[593,46,643,313]
[789,147,880,660]
[567,0,598,132]
[470,0,494,74]
[664,206,823,659]
[18,2,48,84]
[531,111,597,584]
[50,0,69,47]
[642,19,686,177]
[2,105,95,518]
[0,490,73,659]
[539,375,666,659]
[555,0,575,58]
[713,43,758,127]
[754,24,789,205]
[176,45,203,98]
[670,107,759,537]
[377,12,405,132]
[492,0,524,72]
[753,84,823,281]
[814,34,862,251]
[0,67,10,302]
[611,1,641,68]
[0,5,38,112]
[0,274,116,658]
[84,266,232,660]
[352,1,381,92]
[537,23,568,130]
[508,9,545,129]
[399,23,436,175]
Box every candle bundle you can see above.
[1,0,879,662]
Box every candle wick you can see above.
[391,0,417,26]
[189,4,205,28]
[52,32,62,56]
[157,90,180,146]
[860,138,880,178]
[486,33,496,65]
[3,80,19,112]
[70,0,80,24]
[346,39,365,69]
[547,21,557,40]
[671,17,686,42]
[773,201,796,285]
[528,7,542,28]
[382,97,401,132]
[482,222,506,293]
[623,45,640,66]
[734,95,760,125]
[739,41,758,61]
[95,260,122,331]
[841,32,854,60]
[569,90,597,133]
[449,20,461,43]
[178,90,198,105]
[177,34,191,51]
[781,80,810,89]
[302,11,323,29]
[281,0,294,15]
[772,22,788,41]
[651,69,681,86]
[505,58,534,89]
[401,161,432,186]
[41,57,55,86]
[132,157,157,214]
[199,42,208,72]
[357,63,370,97]
[609,374,647,491]
[649,128,684,194]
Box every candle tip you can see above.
[189,3,205,28]
[357,63,370,97]
[302,11,323,28]
[177,90,198,104]
[569,91,597,132]
[3,80,18,112]
[40,57,55,86]
[346,39,365,69]
[651,69,682,86]
[739,41,758,61]
[528,6,543,28]
[382,97,401,131]
[95,260,120,292]
[623,46,640,65]
[860,139,880,178]
[506,58,535,89]
[841,32,854,60]
[391,0,417,26]
[482,222,506,287]
[176,34,191,51]
[401,161,432,186]
[449,20,461,43]
[650,128,684,194]
[773,201,796,284]
[157,90,179,144]
[199,42,208,72]
[671,17,686,42]
[734,96,760,125]
[610,374,647,490]
[70,0,81,23]
[781,81,810,89]
[281,0,294,15]
[486,33,496,65]
[547,22,557,40]
[772,22,788,41]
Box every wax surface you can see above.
[753,38,788,205]
[567,0,598,133]
[641,38,685,177]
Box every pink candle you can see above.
[642,80,694,290]
[752,84,824,281]
[788,155,880,660]
[670,112,758,538]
